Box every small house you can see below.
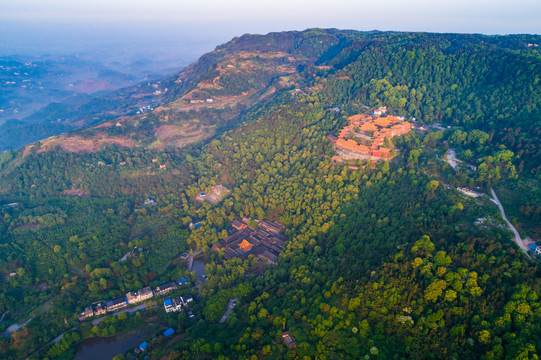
[78,306,94,321]
[126,286,154,304]
[105,297,128,312]
[181,295,194,306]
[155,281,178,296]
[164,298,183,313]
[143,198,157,207]
[95,303,106,316]
[528,243,541,256]
[281,331,296,349]
[177,277,189,285]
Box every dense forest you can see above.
[0,29,540,359]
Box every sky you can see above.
[1,0,540,33]
[0,0,540,61]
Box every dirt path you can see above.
[490,188,532,259]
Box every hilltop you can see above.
[19,29,343,155]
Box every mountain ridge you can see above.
[5,29,541,158]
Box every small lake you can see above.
[73,328,147,360]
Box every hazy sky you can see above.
[2,0,540,33]
[1,0,540,59]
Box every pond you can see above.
[73,328,147,360]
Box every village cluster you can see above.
[213,219,287,264]
[329,108,411,162]
[78,278,191,321]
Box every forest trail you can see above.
[0,311,8,322]
[490,188,531,259]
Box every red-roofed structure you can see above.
[331,113,410,162]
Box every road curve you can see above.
[490,188,531,259]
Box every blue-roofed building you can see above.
[139,341,148,351]
[528,244,541,256]
[163,328,175,337]
[144,198,157,206]
[164,298,183,313]
[176,277,189,285]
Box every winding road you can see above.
[490,188,531,259]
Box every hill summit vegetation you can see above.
[0,29,540,359]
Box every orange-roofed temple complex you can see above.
[330,113,411,162]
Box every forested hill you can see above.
[0,29,541,360]
[6,29,541,174]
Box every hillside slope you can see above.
[0,29,540,360]
[19,30,346,155]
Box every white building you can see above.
[164,298,183,313]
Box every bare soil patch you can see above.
[94,116,131,129]
[14,223,40,231]
[152,124,211,150]
[61,189,89,197]
[155,124,203,141]
[31,134,136,154]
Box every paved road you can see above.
[91,304,148,325]
[50,327,75,344]
[0,311,9,322]
[490,188,531,259]
[5,317,32,334]
[219,298,238,323]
